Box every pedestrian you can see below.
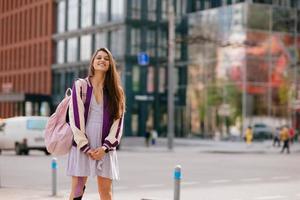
[273,127,281,147]
[289,126,295,144]
[67,48,125,200]
[145,126,151,147]
[245,126,253,145]
[151,128,158,145]
[280,126,290,154]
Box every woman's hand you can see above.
[87,149,96,159]
[89,147,106,160]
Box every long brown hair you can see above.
[88,48,125,119]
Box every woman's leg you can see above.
[69,176,88,200]
[97,176,112,200]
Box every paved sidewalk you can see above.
[120,137,300,154]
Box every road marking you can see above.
[210,179,232,184]
[139,184,164,188]
[241,177,262,182]
[254,195,287,200]
[271,176,290,180]
[181,181,199,186]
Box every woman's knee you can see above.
[97,176,112,200]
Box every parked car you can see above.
[0,116,49,155]
[252,123,273,140]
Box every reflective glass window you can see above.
[111,0,124,21]
[52,72,62,95]
[65,71,75,89]
[57,1,65,33]
[147,29,155,57]
[68,0,79,31]
[148,0,156,21]
[81,0,92,28]
[95,32,107,50]
[131,27,140,55]
[95,0,108,24]
[132,65,140,92]
[159,67,166,93]
[161,0,168,20]
[27,119,47,130]
[131,0,141,19]
[147,66,155,93]
[80,35,92,61]
[272,7,296,33]
[67,37,78,62]
[247,4,271,31]
[56,40,65,64]
[158,29,167,57]
[111,29,124,57]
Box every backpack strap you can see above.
[76,78,92,126]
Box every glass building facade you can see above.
[187,1,300,137]
[52,0,188,137]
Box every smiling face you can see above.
[92,50,110,72]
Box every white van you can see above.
[0,116,49,155]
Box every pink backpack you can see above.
[45,79,87,156]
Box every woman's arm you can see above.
[68,80,91,153]
[102,113,124,152]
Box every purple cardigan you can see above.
[68,78,124,153]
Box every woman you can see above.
[67,48,125,200]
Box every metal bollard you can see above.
[174,165,181,200]
[51,157,57,196]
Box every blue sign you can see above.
[137,52,149,66]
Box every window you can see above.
[67,37,78,62]
[56,40,65,64]
[95,32,107,50]
[27,119,47,130]
[111,29,124,57]
[247,4,271,31]
[175,35,181,59]
[65,71,75,89]
[111,0,124,21]
[132,65,140,92]
[158,29,167,57]
[176,0,186,17]
[159,67,166,93]
[131,27,140,55]
[148,0,156,21]
[52,72,61,95]
[147,29,156,57]
[68,0,78,31]
[131,0,141,19]
[81,0,92,28]
[80,35,92,61]
[147,66,155,93]
[161,0,168,20]
[57,1,65,33]
[272,7,296,33]
[79,68,87,78]
[95,0,108,24]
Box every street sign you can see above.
[137,52,149,66]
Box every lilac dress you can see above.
[66,93,120,180]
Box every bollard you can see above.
[174,165,181,200]
[51,157,57,196]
